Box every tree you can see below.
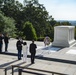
[0,0,3,8]
[0,0,54,40]
[0,11,16,37]
[49,19,57,27]
[60,21,71,25]
[1,0,23,32]
[23,21,37,40]
[23,0,38,6]
[22,0,52,37]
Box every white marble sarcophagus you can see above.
[52,26,76,47]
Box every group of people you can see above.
[0,33,9,53]
[16,38,37,64]
[0,32,37,64]
[16,36,50,64]
[0,33,50,64]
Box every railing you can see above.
[12,65,67,75]
[0,68,7,75]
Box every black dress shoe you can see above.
[31,62,35,64]
[18,58,21,60]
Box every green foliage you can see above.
[0,12,16,37]
[50,19,57,26]
[55,21,71,26]
[1,0,53,39]
[37,37,45,41]
[60,21,71,25]
[74,27,76,40]
[23,21,37,40]
[0,0,72,41]
[4,16,16,37]
[0,13,5,31]
[1,0,23,32]
[22,0,52,37]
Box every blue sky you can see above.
[18,0,76,20]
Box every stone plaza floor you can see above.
[0,38,76,75]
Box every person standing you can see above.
[29,40,37,64]
[0,33,3,53]
[16,38,23,60]
[22,42,28,62]
[4,33,9,52]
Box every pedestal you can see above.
[52,26,76,47]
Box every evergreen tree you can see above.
[23,21,37,40]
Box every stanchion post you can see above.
[12,66,14,75]
[18,68,22,75]
[5,68,7,75]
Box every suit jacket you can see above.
[29,43,37,54]
[16,40,22,50]
[4,36,9,44]
[0,36,3,44]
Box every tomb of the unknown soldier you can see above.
[52,26,76,47]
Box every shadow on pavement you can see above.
[0,52,76,65]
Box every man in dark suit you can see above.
[29,40,37,64]
[4,33,10,52]
[16,37,23,60]
[0,33,3,53]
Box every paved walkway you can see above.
[0,38,76,75]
